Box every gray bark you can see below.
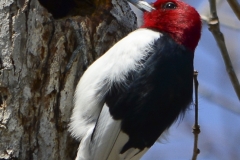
[0,0,137,159]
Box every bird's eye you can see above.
[162,2,177,9]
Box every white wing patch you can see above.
[75,104,148,160]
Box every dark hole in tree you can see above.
[38,0,96,19]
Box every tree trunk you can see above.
[0,0,136,159]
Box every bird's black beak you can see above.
[127,0,155,12]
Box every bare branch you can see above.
[227,0,240,20]
[208,0,240,101]
[192,71,200,160]
[193,71,199,127]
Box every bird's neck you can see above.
[141,24,201,53]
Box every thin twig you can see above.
[193,71,199,127]
[227,0,240,20]
[208,0,240,101]
[191,71,201,160]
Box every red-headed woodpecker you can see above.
[69,0,202,159]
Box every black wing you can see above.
[105,33,194,152]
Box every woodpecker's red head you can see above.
[142,0,202,52]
